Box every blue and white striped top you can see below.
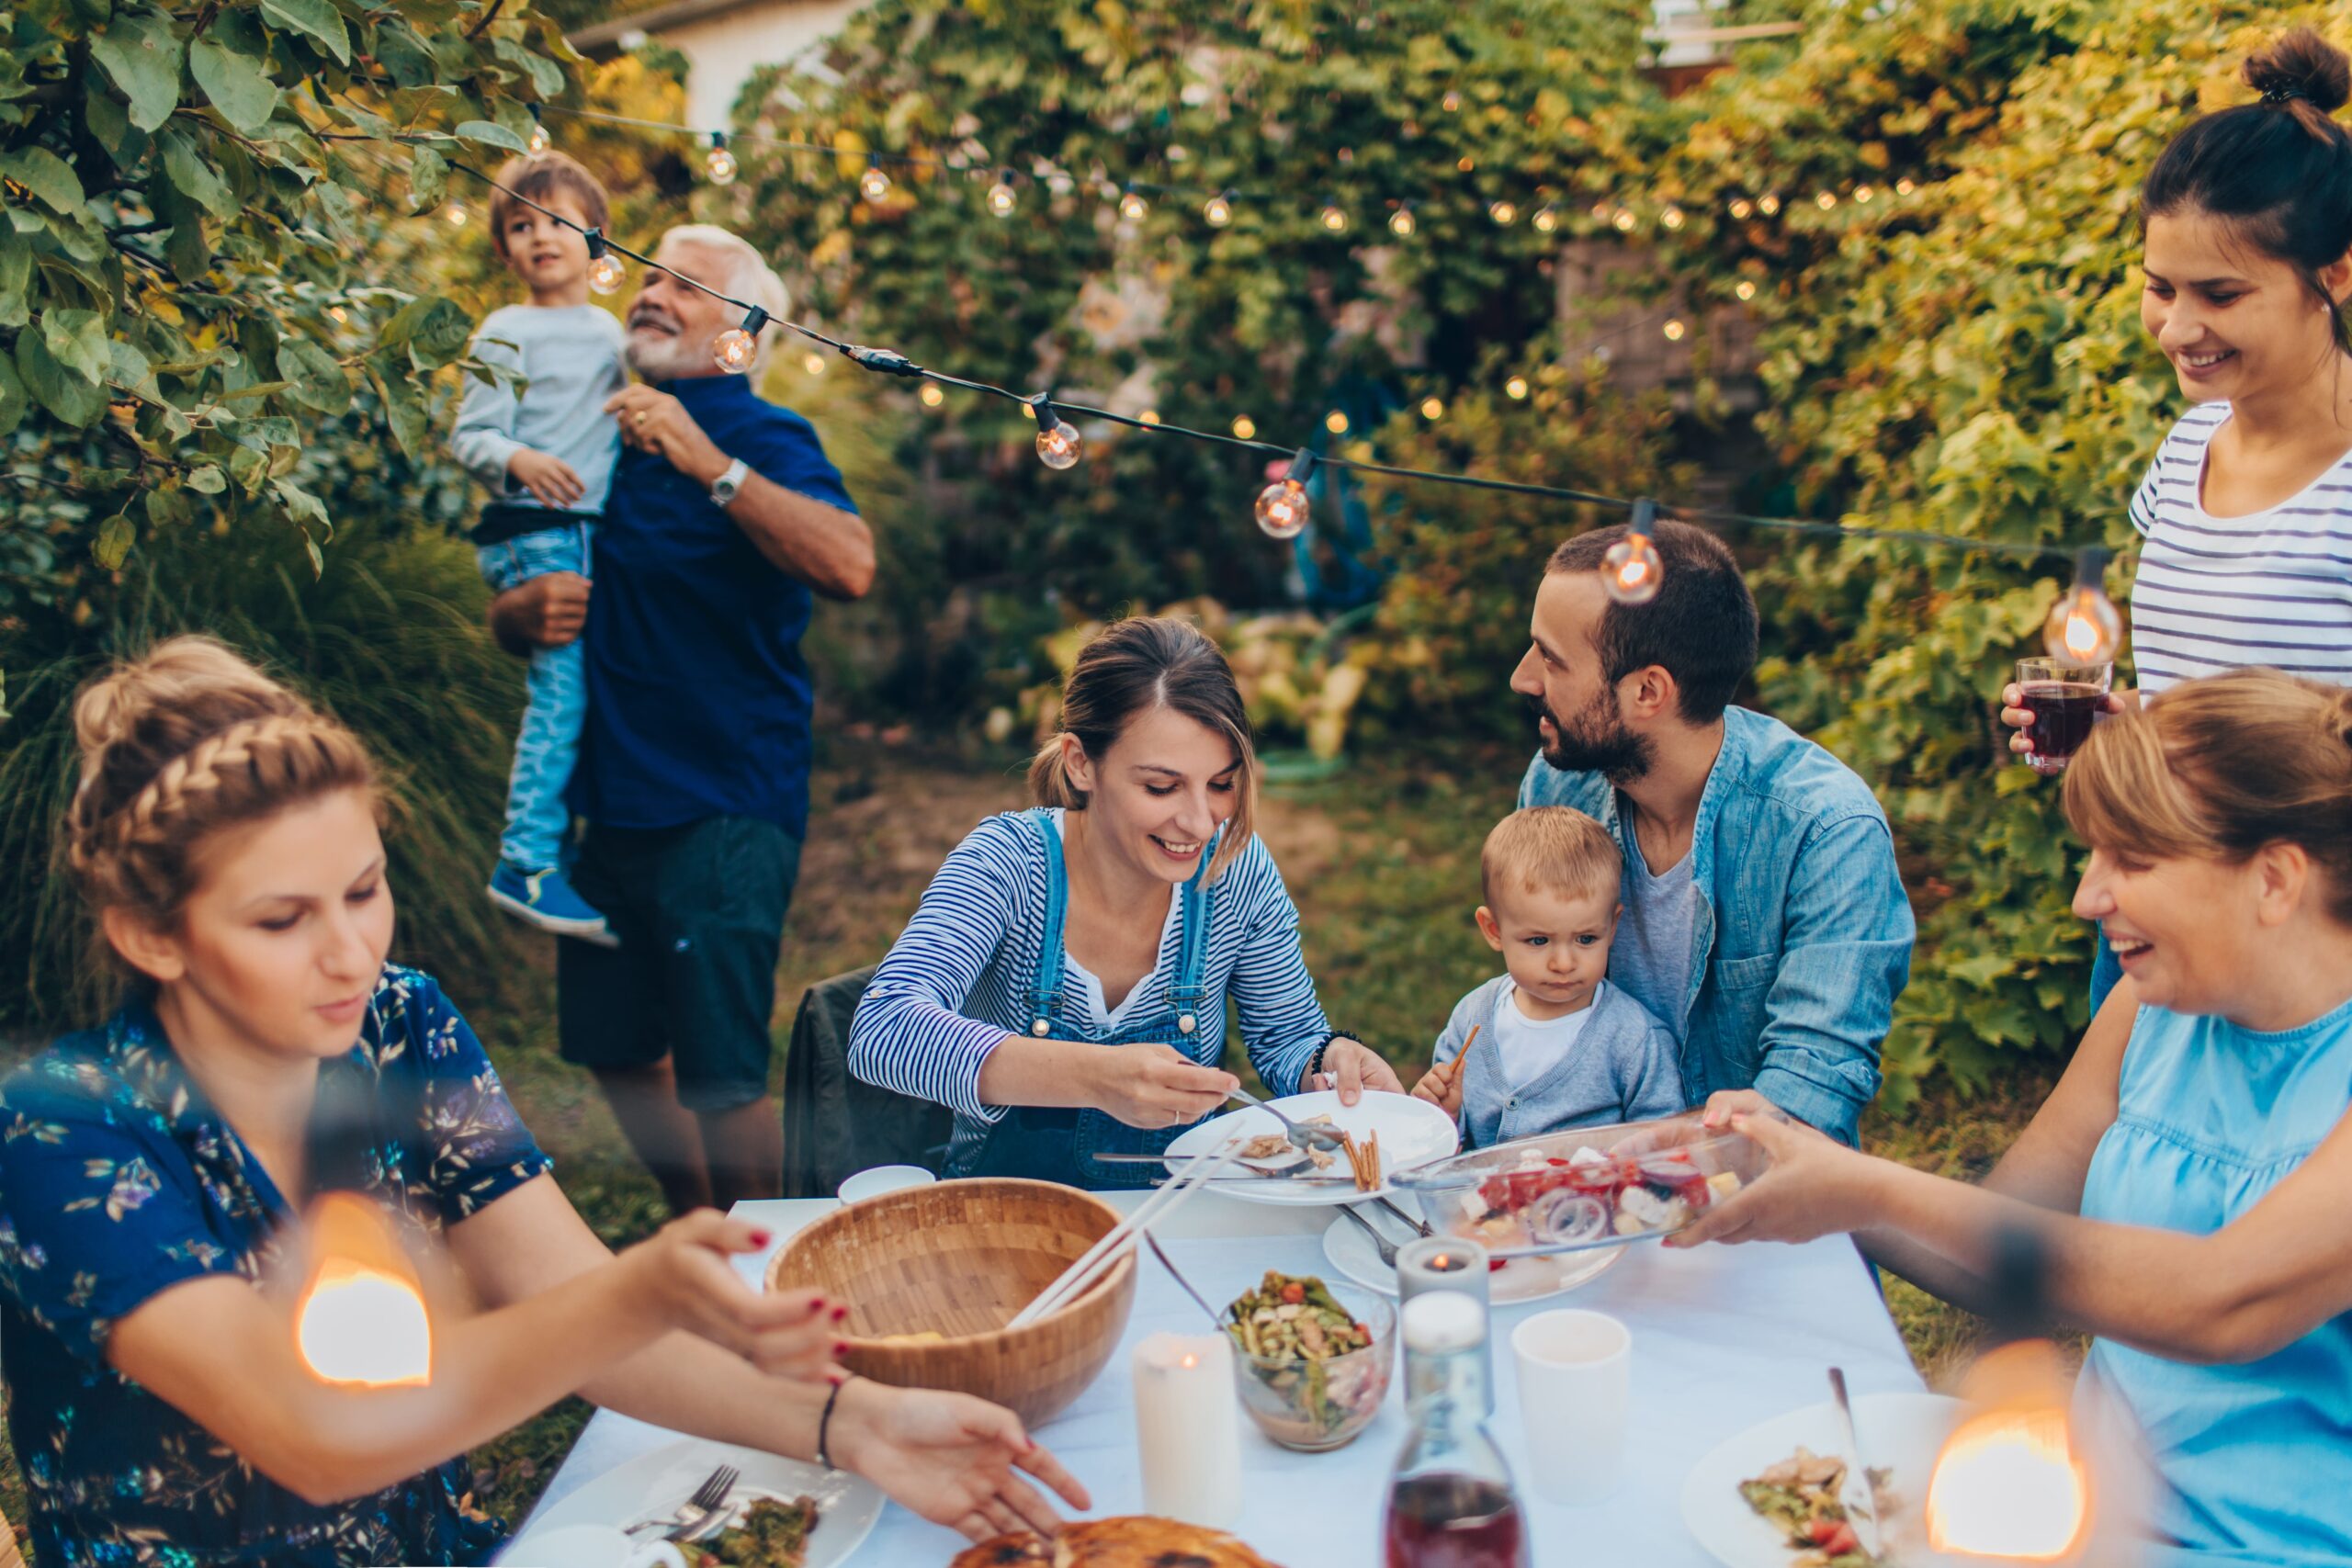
[2127,402,2352,694]
[848,810,1330,1126]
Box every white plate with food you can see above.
[1164,1090,1461,1206]
[1681,1391,1965,1567]
[1320,1209,1623,1304]
[505,1438,882,1567]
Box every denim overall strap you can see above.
[1022,808,1068,1039]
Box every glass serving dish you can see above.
[1390,1113,1768,1260]
[1227,1278,1395,1452]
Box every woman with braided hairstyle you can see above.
[0,637,1088,1564]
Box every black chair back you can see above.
[780,964,954,1199]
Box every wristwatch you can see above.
[708,457,750,506]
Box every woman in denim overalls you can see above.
[849,617,1405,1189]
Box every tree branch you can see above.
[464,0,506,40]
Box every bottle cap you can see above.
[1401,1290,1486,1354]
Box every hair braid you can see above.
[62,637,379,945]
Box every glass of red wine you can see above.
[2016,657,2113,775]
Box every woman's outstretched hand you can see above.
[1666,1108,1875,1249]
[1089,1043,1238,1130]
[827,1379,1092,1542]
[1999,682,2132,756]
[1309,1037,1406,1106]
[618,1212,844,1382]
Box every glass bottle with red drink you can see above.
[1383,1291,1531,1568]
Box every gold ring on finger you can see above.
[634,411,649,426]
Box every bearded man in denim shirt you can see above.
[1513,520,1914,1145]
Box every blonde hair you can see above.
[2064,668,2352,924]
[63,637,379,942]
[1027,616,1259,884]
[1480,807,1621,909]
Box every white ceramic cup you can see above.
[1510,1307,1632,1506]
[503,1524,685,1567]
[837,1164,938,1204]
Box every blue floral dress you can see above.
[0,964,553,1565]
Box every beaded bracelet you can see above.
[1303,1029,1363,1090]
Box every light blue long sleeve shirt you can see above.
[1518,706,1914,1144]
[448,303,627,512]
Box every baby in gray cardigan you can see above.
[1411,807,1683,1148]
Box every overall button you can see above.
[1030,1019,1051,1037]
[1177,1012,1197,1034]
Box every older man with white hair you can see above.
[490,224,874,1214]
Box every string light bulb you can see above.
[1729,197,1754,220]
[1033,396,1082,470]
[441,200,467,226]
[988,171,1017,217]
[1232,414,1256,439]
[1603,498,1666,605]
[1854,184,1874,203]
[526,107,550,155]
[706,132,738,186]
[919,383,944,407]
[1664,319,1687,341]
[1505,375,1529,400]
[1255,448,1317,539]
[1420,396,1444,420]
[1660,204,1686,230]
[584,230,625,295]
[1204,190,1234,226]
[1139,409,1161,425]
[1489,198,1518,226]
[1735,279,1758,301]
[1325,410,1350,434]
[1896,178,1917,197]
[1389,203,1417,237]
[2044,547,2121,663]
[1758,193,1781,216]
[802,351,826,375]
[1815,190,1838,210]
[712,306,767,375]
[1318,200,1350,233]
[1442,90,1462,112]
[1119,185,1149,220]
[1611,208,1636,232]
[1532,204,1558,232]
[860,161,891,201]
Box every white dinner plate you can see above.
[1164,1090,1461,1206]
[1320,1210,1622,1304]
[1680,1391,1966,1567]
[504,1438,883,1567]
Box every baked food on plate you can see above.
[948,1515,1283,1567]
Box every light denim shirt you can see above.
[1518,705,1914,1144]
[1433,976,1683,1148]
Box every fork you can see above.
[1374,1196,1432,1237]
[640,1463,737,1543]
[1338,1202,1399,1267]
[1226,1085,1349,1156]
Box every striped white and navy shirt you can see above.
[848,809,1329,1133]
[2127,401,2352,693]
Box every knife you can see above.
[1827,1367,1884,1559]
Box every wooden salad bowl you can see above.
[764,1178,1137,1427]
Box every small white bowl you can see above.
[837,1164,938,1204]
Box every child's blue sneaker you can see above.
[489,861,617,946]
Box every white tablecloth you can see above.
[525,1191,1922,1566]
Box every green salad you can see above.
[675,1495,818,1568]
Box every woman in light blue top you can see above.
[1675,667,2352,1565]
[849,617,1403,1188]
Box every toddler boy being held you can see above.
[1412,807,1682,1148]
[447,152,628,942]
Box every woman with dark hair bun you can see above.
[2002,27,2352,1013]
[849,616,1403,1188]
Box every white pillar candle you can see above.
[1132,1331,1244,1528]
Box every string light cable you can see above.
[446,159,2121,655]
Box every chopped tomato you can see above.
[1805,1518,1860,1555]
[1279,1281,1306,1305]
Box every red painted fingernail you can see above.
[807,1297,827,1314]
[827,1368,850,1386]
[831,1304,849,1322]
[748,1228,772,1247]
[833,1340,851,1356]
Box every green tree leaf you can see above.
[94,513,136,570]
[89,9,185,132]
[276,334,352,413]
[409,146,449,213]
[188,37,280,135]
[0,226,28,329]
[40,310,111,383]
[261,0,352,64]
[0,148,84,212]
[159,127,240,221]
[370,365,429,460]
[454,118,528,152]
[186,463,227,493]
[0,352,26,436]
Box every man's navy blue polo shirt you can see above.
[572,373,856,839]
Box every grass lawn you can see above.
[0,741,2055,1557]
